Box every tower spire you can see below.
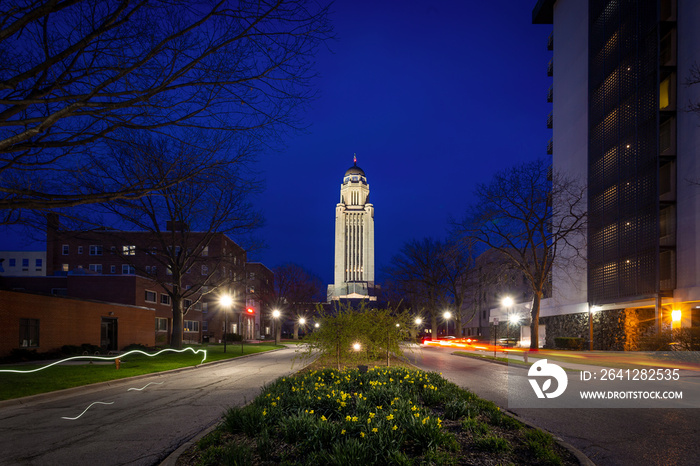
[353,153,357,165]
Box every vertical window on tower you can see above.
[659,74,675,110]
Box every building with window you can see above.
[0,289,154,357]
[328,156,377,301]
[533,0,700,349]
[0,251,46,276]
[39,216,249,346]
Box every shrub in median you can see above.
[191,367,576,465]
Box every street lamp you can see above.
[501,296,514,345]
[443,311,452,337]
[296,316,307,340]
[589,305,601,351]
[272,309,281,345]
[314,322,320,329]
[219,294,233,353]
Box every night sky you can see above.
[249,0,553,286]
[2,1,553,289]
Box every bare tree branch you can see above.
[455,159,587,350]
[0,0,331,218]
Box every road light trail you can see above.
[127,382,164,392]
[0,348,208,374]
[61,401,115,420]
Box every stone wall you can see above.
[540,307,657,350]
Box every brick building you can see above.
[44,216,250,345]
[0,289,154,356]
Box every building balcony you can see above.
[547,31,553,50]
[547,85,553,102]
[547,111,553,129]
[547,59,553,76]
[547,138,553,155]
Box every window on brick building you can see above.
[89,245,103,255]
[145,290,157,302]
[201,265,208,275]
[78,246,83,254]
[111,265,116,273]
[155,317,168,331]
[19,318,39,347]
[89,264,102,273]
[184,320,199,332]
[9,258,15,267]
[123,245,136,256]
[122,264,135,274]
[62,245,69,255]
[62,263,69,272]
[161,294,171,305]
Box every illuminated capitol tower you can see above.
[328,156,376,301]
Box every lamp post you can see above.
[272,309,281,345]
[297,317,306,340]
[589,306,601,350]
[443,311,452,337]
[219,294,233,353]
[501,296,514,345]
[414,317,423,343]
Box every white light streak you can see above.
[0,348,207,374]
[61,401,115,420]
[127,382,164,391]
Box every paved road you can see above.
[406,345,700,466]
[0,346,306,465]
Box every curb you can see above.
[0,347,287,409]
[449,351,596,465]
[158,356,317,466]
[504,411,596,466]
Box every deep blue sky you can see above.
[249,0,552,285]
[2,1,552,289]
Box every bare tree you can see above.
[439,238,477,338]
[269,262,322,339]
[456,159,586,350]
[385,238,448,339]
[86,139,263,348]
[0,0,331,222]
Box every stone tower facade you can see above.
[329,157,376,301]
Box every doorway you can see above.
[101,317,118,351]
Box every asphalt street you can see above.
[0,346,307,466]
[406,345,700,466]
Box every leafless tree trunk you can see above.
[385,238,448,339]
[78,139,263,348]
[456,159,586,350]
[268,263,323,338]
[0,0,331,222]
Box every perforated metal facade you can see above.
[587,0,667,303]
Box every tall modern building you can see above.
[534,0,700,348]
[328,157,376,301]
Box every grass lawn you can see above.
[177,360,578,465]
[0,343,283,401]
